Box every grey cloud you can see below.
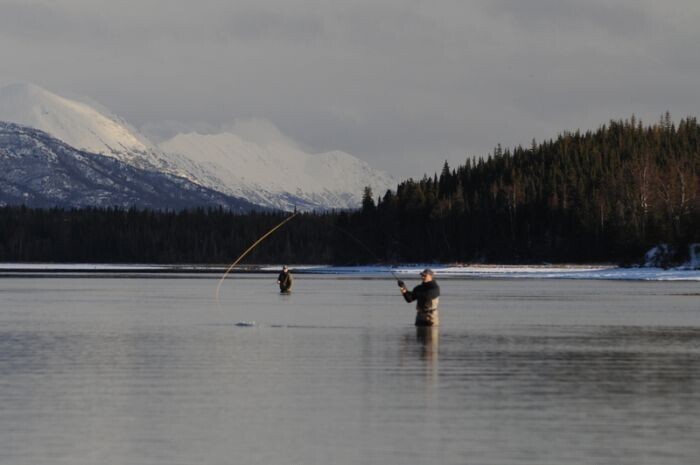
[1,0,699,178]
[0,1,326,47]
[481,0,653,38]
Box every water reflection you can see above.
[397,326,440,389]
[416,326,439,388]
[415,326,439,361]
[2,276,699,465]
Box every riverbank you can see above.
[1,263,698,281]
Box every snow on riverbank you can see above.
[1,263,698,281]
[0,263,169,271]
[296,264,700,281]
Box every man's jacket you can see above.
[403,280,440,326]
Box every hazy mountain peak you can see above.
[0,82,152,156]
[0,83,395,211]
[225,118,301,150]
[0,121,260,212]
[159,128,395,211]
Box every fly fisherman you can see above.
[398,269,440,326]
[277,265,293,293]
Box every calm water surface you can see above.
[0,274,699,465]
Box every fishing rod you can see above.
[215,211,299,305]
[323,219,403,284]
[214,210,403,306]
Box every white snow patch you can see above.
[0,263,169,270]
[298,264,700,281]
[0,83,395,211]
[681,243,700,270]
[1,263,698,280]
[0,83,152,156]
[158,127,395,210]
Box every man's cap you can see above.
[420,268,434,276]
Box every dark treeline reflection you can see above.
[0,116,698,264]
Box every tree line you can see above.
[362,114,699,264]
[0,115,698,265]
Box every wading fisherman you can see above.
[398,269,440,326]
[277,265,293,293]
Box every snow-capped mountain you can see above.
[0,122,261,211]
[0,83,395,210]
[0,83,178,172]
[159,124,396,210]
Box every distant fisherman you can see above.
[277,265,293,293]
[398,269,440,326]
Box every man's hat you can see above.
[420,268,434,277]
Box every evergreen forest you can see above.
[1,116,698,265]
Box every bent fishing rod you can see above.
[322,220,404,285]
[215,211,299,305]
[215,210,404,306]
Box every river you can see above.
[0,274,698,465]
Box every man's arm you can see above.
[401,285,417,303]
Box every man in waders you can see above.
[398,268,440,326]
[277,265,293,293]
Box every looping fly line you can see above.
[215,211,299,305]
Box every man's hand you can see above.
[397,280,404,288]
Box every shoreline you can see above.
[0,263,698,281]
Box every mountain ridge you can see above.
[0,82,395,211]
[159,131,395,211]
[0,121,263,212]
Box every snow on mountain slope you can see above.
[0,83,178,172]
[0,122,261,211]
[159,127,395,211]
[0,83,395,210]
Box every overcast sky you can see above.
[1,0,699,178]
